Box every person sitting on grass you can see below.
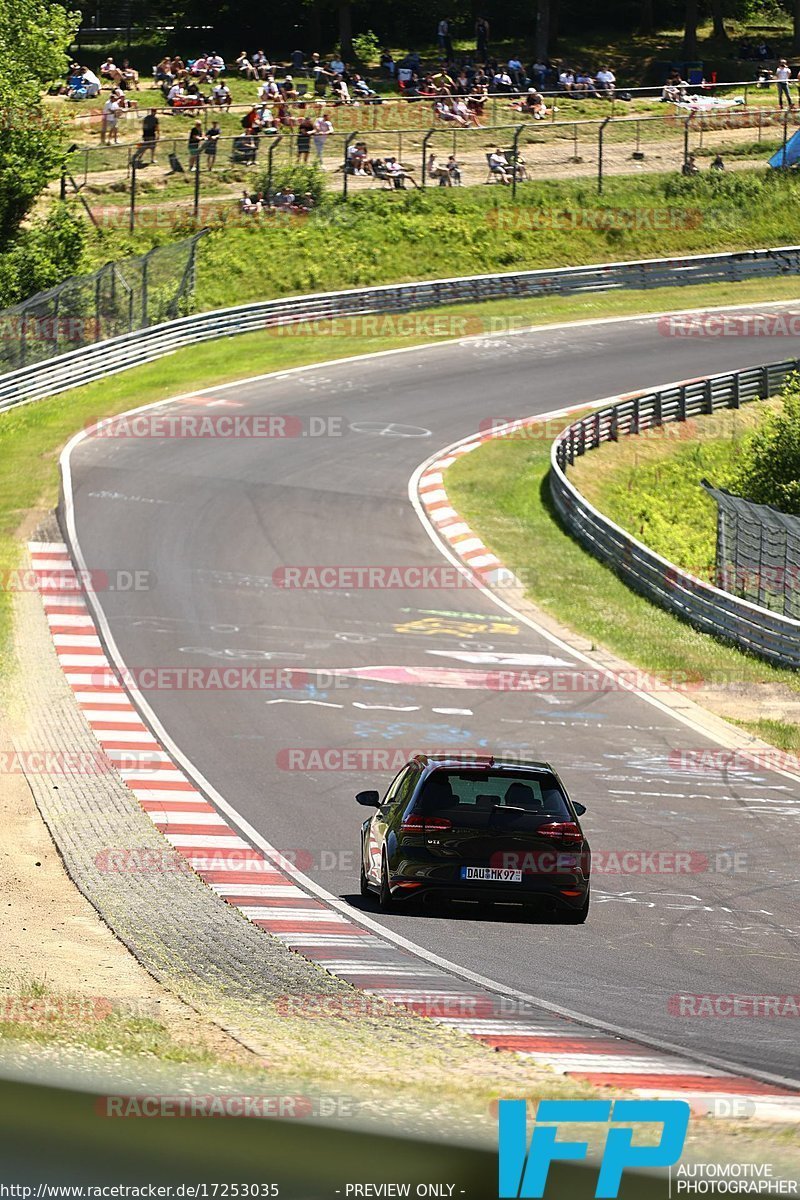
[212,80,232,109]
[595,65,616,96]
[427,152,451,185]
[237,51,256,79]
[489,147,512,183]
[710,153,725,170]
[155,56,174,85]
[384,155,414,188]
[240,190,257,214]
[100,56,122,87]
[681,152,700,175]
[207,53,225,78]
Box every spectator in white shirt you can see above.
[595,66,616,95]
[212,82,231,109]
[777,60,794,108]
[312,113,333,161]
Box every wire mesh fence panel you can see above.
[703,482,800,619]
[0,233,205,375]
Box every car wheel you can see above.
[560,894,590,924]
[378,855,393,911]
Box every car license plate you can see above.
[461,866,522,883]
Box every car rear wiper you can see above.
[490,804,528,814]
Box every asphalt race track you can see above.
[64,308,800,1082]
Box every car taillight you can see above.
[537,822,583,846]
[401,814,452,832]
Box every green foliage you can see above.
[0,205,85,308]
[254,162,328,206]
[728,375,800,514]
[352,30,381,65]
[0,0,79,246]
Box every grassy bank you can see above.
[79,170,800,310]
[568,401,776,579]
[444,395,800,742]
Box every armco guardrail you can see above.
[549,358,800,669]
[2,244,800,411]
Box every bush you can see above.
[728,374,800,514]
[0,204,86,308]
[254,163,327,208]
[352,31,381,66]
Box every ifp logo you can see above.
[498,1099,690,1198]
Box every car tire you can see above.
[378,855,393,911]
[559,893,590,924]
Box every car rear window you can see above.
[417,770,571,822]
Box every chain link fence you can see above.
[702,481,800,618]
[0,232,206,375]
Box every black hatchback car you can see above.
[357,753,590,922]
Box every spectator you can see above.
[331,75,351,103]
[530,58,548,88]
[710,153,725,170]
[681,152,700,175]
[204,119,220,167]
[384,155,414,188]
[488,147,511,183]
[575,69,597,97]
[166,80,184,106]
[777,60,794,109]
[81,66,101,98]
[329,53,345,76]
[155,56,173,85]
[120,59,140,90]
[475,16,489,60]
[237,51,256,79]
[101,93,120,143]
[447,153,462,184]
[296,114,313,162]
[351,74,378,101]
[141,107,160,161]
[437,18,452,59]
[241,105,262,132]
[100,56,122,87]
[508,55,526,90]
[595,65,616,96]
[515,87,548,118]
[313,112,334,161]
[240,189,257,214]
[558,68,575,93]
[492,67,513,92]
[427,151,451,185]
[188,120,204,170]
[191,54,211,82]
[662,70,687,102]
[380,49,396,77]
[207,52,225,77]
[252,50,271,79]
[212,80,232,109]
[291,48,305,74]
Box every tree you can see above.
[728,378,800,515]
[682,0,698,58]
[0,0,80,244]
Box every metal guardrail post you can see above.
[597,116,611,195]
[266,135,283,201]
[421,129,436,191]
[129,156,138,232]
[342,131,358,200]
[511,125,524,198]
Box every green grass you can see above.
[5,272,800,687]
[568,402,776,580]
[444,402,800,711]
[73,169,800,312]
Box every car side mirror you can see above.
[356,790,380,807]
[573,802,587,816]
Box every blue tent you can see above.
[768,130,800,168]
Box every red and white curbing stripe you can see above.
[29,539,800,1120]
